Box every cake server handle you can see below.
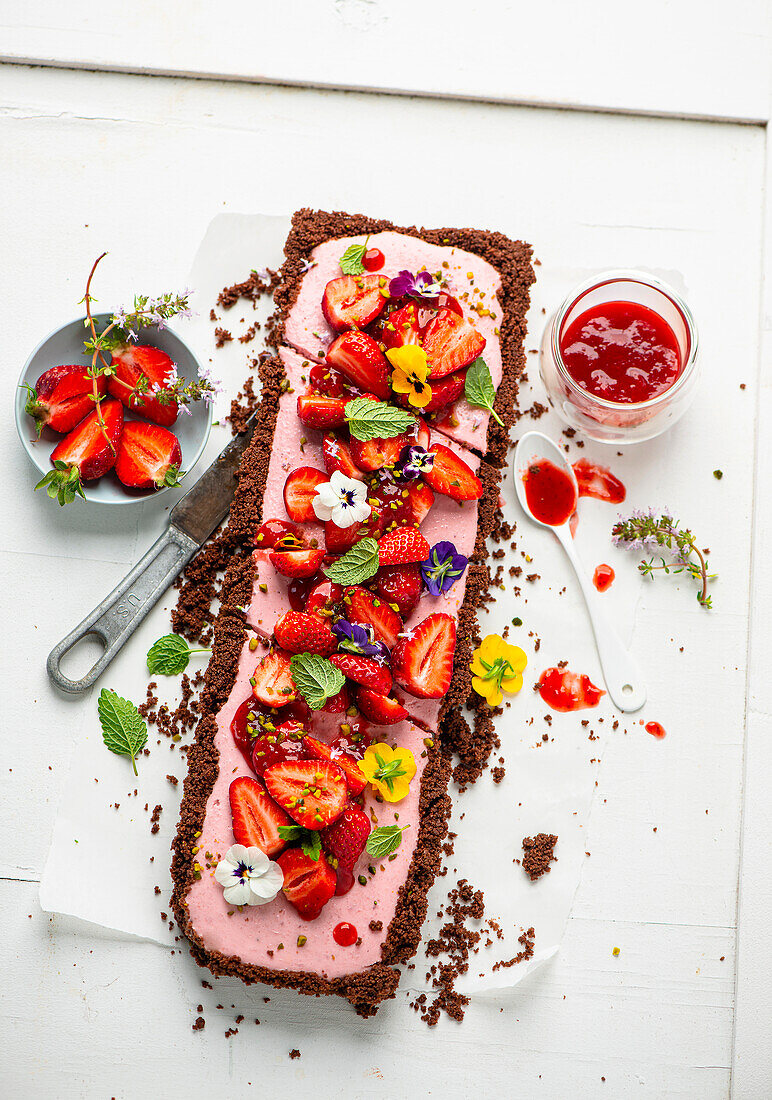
[46,524,199,694]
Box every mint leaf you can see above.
[277,825,322,859]
[339,242,367,275]
[289,653,345,711]
[325,538,380,585]
[464,357,503,427]
[147,633,210,676]
[98,689,148,776]
[366,824,409,859]
[344,398,416,442]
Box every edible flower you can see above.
[421,541,468,596]
[389,269,443,300]
[395,444,435,482]
[214,844,283,906]
[358,743,416,802]
[312,470,371,528]
[332,619,390,662]
[470,634,527,706]
[387,345,433,409]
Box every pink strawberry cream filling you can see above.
[283,232,503,452]
[184,639,430,978]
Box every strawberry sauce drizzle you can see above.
[538,667,605,712]
[572,459,626,504]
[593,564,615,592]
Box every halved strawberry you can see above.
[251,648,297,707]
[422,309,486,379]
[345,585,403,648]
[320,803,371,895]
[349,431,407,472]
[108,344,179,426]
[229,775,291,857]
[302,735,367,796]
[274,610,337,655]
[325,519,365,555]
[330,652,393,694]
[396,368,468,413]
[297,394,348,430]
[277,848,337,921]
[378,526,430,566]
[251,721,308,777]
[322,433,364,480]
[391,481,435,528]
[269,546,325,578]
[308,361,352,398]
[50,398,124,481]
[252,518,305,549]
[230,696,260,767]
[391,613,456,698]
[356,688,409,725]
[283,467,328,523]
[115,421,183,490]
[264,759,347,830]
[25,365,107,437]
[321,683,352,714]
[326,331,391,400]
[375,563,422,616]
[424,444,483,502]
[305,578,344,618]
[321,275,386,333]
[379,301,421,350]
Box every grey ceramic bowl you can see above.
[15,313,212,504]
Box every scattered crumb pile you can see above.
[521,833,558,881]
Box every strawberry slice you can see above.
[252,518,304,549]
[396,368,468,413]
[422,309,486,379]
[305,578,344,617]
[322,433,364,480]
[424,444,483,502]
[378,526,430,566]
[229,775,291,857]
[264,759,347,830]
[297,394,348,430]
[320,803,371,895]
[277,848,337,921]
[274,611,337,655]
[330,652,393,694]
[326,331,391,400]
[251,648,297,708]
[269,546,326,578]
[356,688,409,725]
[115,421,182,490]
[50,398,124,481]
[378,301,421,350]
[391,481,435,527]
[345,585,403,648]
[391,613,456,698]
[321,275,386,333]
[302,735,367,796]
[25,365,107,437]
[325,519,365,555]
[375,563,422,616]
[320,683,353,714]
[108,344,179,426]
[349,430,408,472]
[283,466,328,523]
[309,361,353,398]
[251,720,308,777]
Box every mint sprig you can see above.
[464,357,503,427]
[339,240,368,276]
[324,538,380,585]
[147,633,211,676]
[278,825,323,858]
[344,398,416,442]
[289,653,345,710]
[97,689,148,776]
[366,824,409,858]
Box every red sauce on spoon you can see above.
[522,460,577,526]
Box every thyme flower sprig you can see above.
[612,509,715,608]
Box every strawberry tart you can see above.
[171,209,534,1015]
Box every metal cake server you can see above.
[47,415,258,694]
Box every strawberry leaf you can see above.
[339,242,367,275]
[277,825,322,860]
[324,538,380,585]
[97,689,148,776]
[365,824,409,858]
[289,653,346,711]
[464,357,503,427]
[344,398,416,442]
[34,462,86,507]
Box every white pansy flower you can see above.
[312,470,371,529]
[214,844,283,906]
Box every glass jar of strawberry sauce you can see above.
[539,271,699,444]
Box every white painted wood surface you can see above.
[0,57,770,1098]
[0,0,770,123]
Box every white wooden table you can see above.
[1,5,771,1096]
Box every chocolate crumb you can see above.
[522,834,558,880]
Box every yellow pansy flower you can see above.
[386,345,433,409]
[358,743,417,802]
[470,634,527,707]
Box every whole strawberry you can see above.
[321,803,371,896]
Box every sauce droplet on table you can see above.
[333,921,358,946]
[593,564,616,592]
[538,667,605,711]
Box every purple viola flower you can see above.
[421,541,468,596]
[332,619,390,662]
[395,445,435,482]
[389,269,443,300]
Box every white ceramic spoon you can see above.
[513,431,646,713]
